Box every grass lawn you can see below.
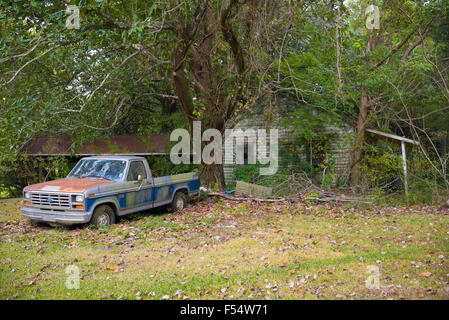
[0,197,448,300]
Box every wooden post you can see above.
[401,141,409,201]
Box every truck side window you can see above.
[127,161,147,181]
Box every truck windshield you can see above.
[68,159,127,180]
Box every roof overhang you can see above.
[21,134,171,156]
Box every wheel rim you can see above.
[97,212,110,225]
[176,198,184,210]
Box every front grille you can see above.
[30,192,71,209]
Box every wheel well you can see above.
[175,188,188,195]
[94,202,118,216]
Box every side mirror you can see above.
[137,174,143,182]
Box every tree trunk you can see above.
[200,162,226,189]
[168,1,247,191]
[351,86,369,187]
[351,23,375,188]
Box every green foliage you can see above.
[360,144,402,191]
[0,0,185,162]
[234,140,339,195]
[1,0,448,194]
[360,140,447,203]
[233,164,260,184]
[0,156,70,197]
[234,163,291,187]
[320,154,337,191]
[277,146,315,175]
[145,156,197,177]
[284,109,334,143]
[408,148,447,186]
[305,192,320,206]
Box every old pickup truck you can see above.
[21,156,199,226]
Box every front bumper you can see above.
[21,206,91,225]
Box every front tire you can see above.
[91,205,115,226]
[171,192,187,212]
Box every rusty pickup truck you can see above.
[21,156,199,226]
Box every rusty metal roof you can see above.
[21,134,170,156]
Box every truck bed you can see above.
[153,172,198,186]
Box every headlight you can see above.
[75,195,84,203]
[24,192,30,199]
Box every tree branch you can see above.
[220,0,246,74]
[0,45,61,88]
[369,14,440,72]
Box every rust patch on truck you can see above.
[24,178,112,193]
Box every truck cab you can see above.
[21,156,199,226]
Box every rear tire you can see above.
[171,192,187,212]
[91,205,115,226]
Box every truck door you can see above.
[124,160,153,209]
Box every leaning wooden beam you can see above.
[366,128,420,145]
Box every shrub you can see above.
[0,156,70,197]
[360,149,402,191]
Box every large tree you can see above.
[1,0,448,190]
[1,0,291,188]
[347,0,444,186]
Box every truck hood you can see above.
[24,178,113,193]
